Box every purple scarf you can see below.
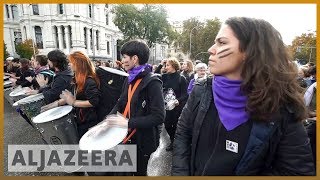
[212,76,249,131]
[34,65,49,75]
[128,64,151,83]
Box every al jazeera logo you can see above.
[8,145,137,172]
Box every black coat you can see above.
[73,77,101,137]
[16,68,35,87]
[172,78,315,176]
[110,72,165,155]
[40,68,73,104]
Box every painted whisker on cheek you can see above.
[218,52,233,59]
[217,48,231,55]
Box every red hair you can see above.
[68,51,100,93]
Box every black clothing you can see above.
[181,71,194,85]
[172,78,315,176]
[194,101,252,175]
[16,68,35,87]
[110,71,165,175]
[162,72,188,142]
[73,78,101,137]
[40,68,73,104]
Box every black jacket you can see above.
[110,72,165,155]
[73,77,101,137]
[172,78,315,176]
[16,68,35,87]
[40,68,73,104]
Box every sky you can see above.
[163,4,316,45]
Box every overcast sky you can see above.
[163,4,316,45]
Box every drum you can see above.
[79,118,128,151]
[9,86,28,102]
[32,105,79,145]
[13,93,45,121]
[4,75,10,81]
[4,80,12,89]
[96,66,128,121]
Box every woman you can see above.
[42,51,101,138]
[108,39,165,175]
[15,58,35,87]
[180,59,194,84]
[162,57,188,151]
[172,17,315,175]
[187,63,208,94]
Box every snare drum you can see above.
[32,106,79,145]
[9,86,28,102]
[4,75,10,81]
[13,93,45,120]
[4,80,12,89]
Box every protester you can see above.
[172,17,315,175]
[108,40,165,175]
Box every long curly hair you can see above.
[225,17,307,121]
[68,51,100,93]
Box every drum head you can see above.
[4,81,12,86]
[99,66,129,77]
[9,87,28,97]
[79,124,128,151]
[12,93,44,106]
[33,105,73,123]
[4,75,10,80]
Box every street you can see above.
[3,90,172,176]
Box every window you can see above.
[107,41,110,55]
[58,4,64,14]
[161,46,165,58]
[11,5,18,20]
[5,5,10,18]
[23,26,27,39]
[54,26,59,48]
[14,31,22,45]
[88,4,92,18]
[84,27,87,49]
[90,29,93,50]
[105,4,109,8]
[96,31,99,50]
[61,26,66,49]
[106,14,109,25]
[32,4,39,15]
[34,26,43,49]
[21,4,24,14]
[68,26,72,48]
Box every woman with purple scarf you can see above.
[108,40,165,176]
[172,17,315,176]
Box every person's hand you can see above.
[174,99,179,106]
[25,89,39,95]
[59,90,75,106]
[36,74,48,88]
[26,76,33,82]
[106,114,129,129]
[40,101,59,113]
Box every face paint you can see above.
[217,48,233,59]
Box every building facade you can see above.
[3,4,123,61]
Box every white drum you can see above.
[9,86,29,102]
[79,121,128,152]
[33,106,79,145]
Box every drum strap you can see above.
[122,79,142,144]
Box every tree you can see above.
[177,17,221,62]
[112,4,175,47]
[4,41,10,60]
[288,32,316,64]
[15,39,38,59]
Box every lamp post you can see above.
[189,25,198,57]
[28,4,36,55]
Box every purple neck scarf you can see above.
[128,64,151,83]
[212,76,249,131]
